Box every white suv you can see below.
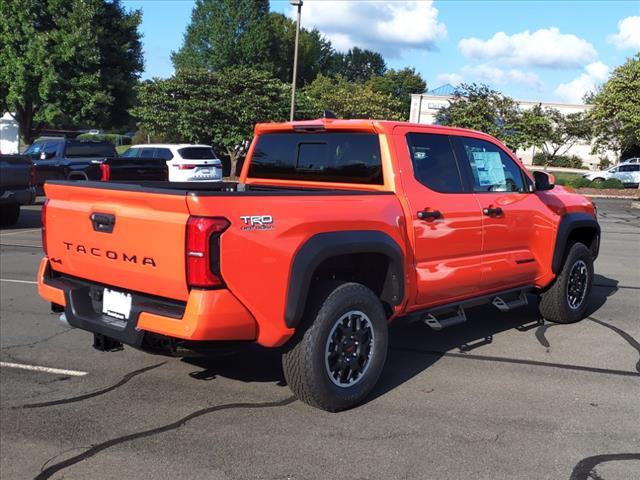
[583,163,640,187]
[121,144,223,182]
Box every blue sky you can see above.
[122,0,640,104]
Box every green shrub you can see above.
[76,133,132,146]
[532,152,585,169]
[569,177,592,188]
[596,178,625,189]
[598,157,612,170]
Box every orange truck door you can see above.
[451,135,555,291]
[394,128,483,308]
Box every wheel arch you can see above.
[285,231,404,328]
[552,213,600,274]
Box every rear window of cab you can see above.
[248,132,383,184]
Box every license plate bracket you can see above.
[102,289,132,320]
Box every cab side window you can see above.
[406,133,464,193]
[456,137,525,193]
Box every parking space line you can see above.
[0,361,87,377]
[0,229,41,237]
[1,278,37,285]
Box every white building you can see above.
[409,85,616,170]
[1,112,20,154]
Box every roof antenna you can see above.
[323,110,337,119]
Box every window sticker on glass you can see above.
[472,151,505,187]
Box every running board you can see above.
[491,291,528,312]
[424,305,467,331]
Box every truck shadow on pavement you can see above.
[182,274,631,404]
[0,205,42,230]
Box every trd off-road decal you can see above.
[239,215,274,231]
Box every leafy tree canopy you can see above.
[330,47,386,82]
[297,74,404,121]
[367,68,426,120]
[132,67,288,176]
[589,53,640,157]
[0,0,143,143]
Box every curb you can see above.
[582,194,640,200]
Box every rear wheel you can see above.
[590,177,605,184]
[539,242,593,323]
[0,203,20,227]
[282,282,388,412]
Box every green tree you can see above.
[539,108,592,159]
[297,74,404,121]
[132,67,288,177]
[171,0,271,73]
[590,54,640,158]
[267,13,334,86]
[436,83,525,150]
[329,47,386,82]
[367,68,426,120]
[0,0,143,144]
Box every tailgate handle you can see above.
[90,212,115,233]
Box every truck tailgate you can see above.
[44,182,190,301]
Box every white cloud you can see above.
[608,16,640,49]
[290,1,447,57]
[462,64,543,89]
[459,28,597,69]
[554,61,610,104]
[436,73,464,86]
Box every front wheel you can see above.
[282,282,388,412]
[539,242,594,323]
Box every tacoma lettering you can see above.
[62,242,156,267]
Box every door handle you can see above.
[483,207,503,217]
[417,209,442,221]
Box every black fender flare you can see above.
[285,231,404,328]
[552,212,600,274]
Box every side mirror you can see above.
[533,171,554,191]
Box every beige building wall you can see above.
[409,94,617,170]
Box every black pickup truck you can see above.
[24,138,168,193]
[0,154,36,226]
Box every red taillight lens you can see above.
[178,164,197,170]
[29,164,36,186]
[41,199,49,257]
[100,163,110,181]
[185,217,230,288]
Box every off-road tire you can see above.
[282,282,388,412]
[539,242,593,324]
[0,203,20,227]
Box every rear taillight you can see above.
[29,164,35,186]
[178,164,197,170]
[99,163,110,181]
[185,217,230,288]
[41,199,49,257]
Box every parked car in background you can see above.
[121,144,223,182]
[24,138,167,193]
[582,163,640,187]
[0,154,35,226]
[620,157,639,164]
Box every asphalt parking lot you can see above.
[1,199,638,480]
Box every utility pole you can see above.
[290,0,303,121]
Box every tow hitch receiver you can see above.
[93,333,123,352]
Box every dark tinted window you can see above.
[120,148,139,158]
[139,148,156,158]
[154,148,174,160]
[248,133,382,184]
[64,142,116,158]
[457,137,525,193]
[620,164,639,172]
[406,133,464,193]
[178,147,215,160]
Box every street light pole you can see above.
[290,0,303,122]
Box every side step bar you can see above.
[410,286,533,331]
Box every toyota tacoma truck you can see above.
[38,119,600,411]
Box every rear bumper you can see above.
[37,258,257,348]
[0,186,35,205]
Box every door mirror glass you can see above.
[533,171,555,191]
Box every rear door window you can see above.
[248,132,383,184]
[139,148,156,158]
[406,133,464,193]
[178,147,215,160]
[155,148,174,160]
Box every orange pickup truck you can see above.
[38,118,600,411]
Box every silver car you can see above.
[583,163,640,187]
